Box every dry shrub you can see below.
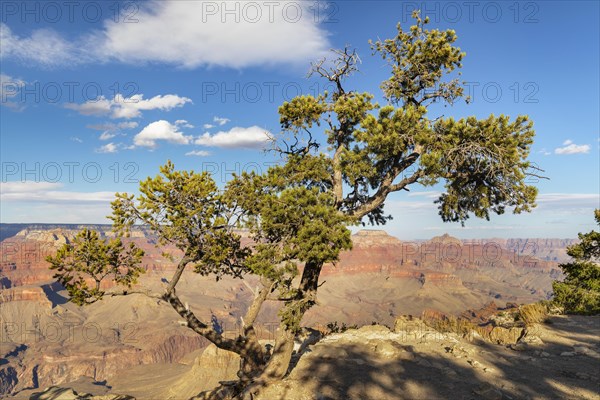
[423,313,476,336]
[517,302,549,326]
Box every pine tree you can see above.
[47,12,544,399]
[552,210,600,314]
[46,229,145,305]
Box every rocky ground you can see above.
[12,314,600,400]
[258,315,600,400]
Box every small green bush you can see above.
[325,321,359,335]
[552,210,600,315]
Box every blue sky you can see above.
[1,0,598,239]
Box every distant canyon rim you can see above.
[0,224,578,396]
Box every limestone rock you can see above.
[509,343,528,351]
[487,326,525,345]
[165,344,240,399]
[573,346,600,359]
[518,328,544,345]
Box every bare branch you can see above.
[163,290,241,353]
[309,47,361,97]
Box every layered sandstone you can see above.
[0,225,572,397]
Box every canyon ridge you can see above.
[0,224,578,397]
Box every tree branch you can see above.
[165,254,192,295]
[163,290,241,353]
[332,143,345,207]
[348,153,422,220]
[350,168,424,220]
[243,281,275,329]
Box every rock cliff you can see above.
[0,225,573,397]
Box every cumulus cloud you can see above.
[66,94,191,119]
[213,116,230,126]
[203,124,215,130]
[554,140,590,155]
[1,1,330,69]
[185,150,212,157]
[95,1,329,68]
[112,94,192,119]
[134,120,192,148]
[65,96,112,116]
[99,132,117,141]
[175,119,195,128]
[95,142,118,153]
[195,126,271,149]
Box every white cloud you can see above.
[1,181,61,194]
[95,1,329,69]
[213,116,230,126]
[203,124,215,130]
[89,121,138,141]
[175,119,195,128]
[385,200,436,213]
[554,140,590,155]
[1,73,28,111]
[537,193,599,206]
[407,191,442,199]
[1,1,330,69]
[112,94,192,119]
[133,120,192,148]
[0,182,114,203]
[0,23,87,67]
[96,142,118,153]
[70,136,83,143]
[185,150,212,157]
[195,126,271,149]
[99,131,117,141]
[120,121,140,129]
[65,96,112,116]
[87,121,139,131]
[1,73,25,99]
[66,94,191,119]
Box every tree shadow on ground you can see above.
[41,282,68,307]
[276,327,600,400]
[538,315,600,349]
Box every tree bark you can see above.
[163,255,266,379]
[239,260,324,399]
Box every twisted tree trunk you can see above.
[237,260,324,399]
